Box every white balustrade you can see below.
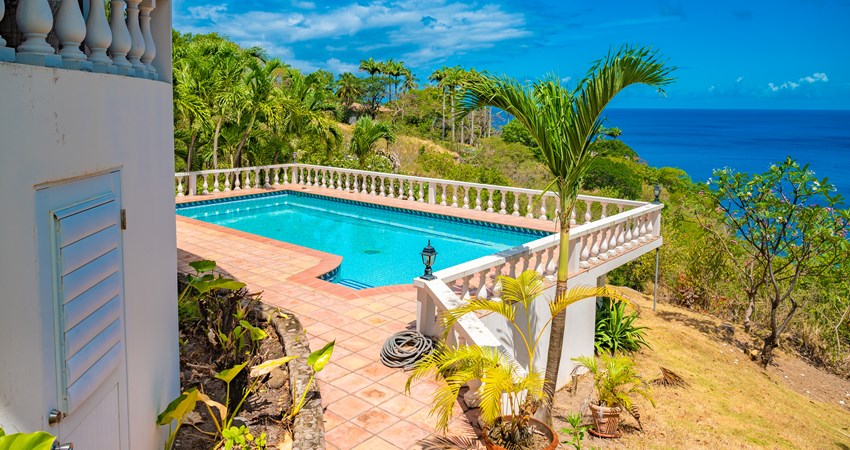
[108,0,133,74]
[125,0,146,75]
[55,0,90,70]
[85,0,113,73]
[0,1,12,62]
[139,0,157,79]
[15,0,62,67]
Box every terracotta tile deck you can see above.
[175,185,554,449]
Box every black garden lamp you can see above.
[420,240,438,280]
[653,184,662,204]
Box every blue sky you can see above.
[173,0,850,109]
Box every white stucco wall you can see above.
[0,62,177,448]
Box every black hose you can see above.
[380,330,434,370]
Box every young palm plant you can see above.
[407,271,629,449]
[350,116,396,168]
[457,45,675,420]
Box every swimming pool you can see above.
[176,191,550,288]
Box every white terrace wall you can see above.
[0,61,176,447]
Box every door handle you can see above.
[52,442,74,450]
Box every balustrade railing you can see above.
[0,0,161,79]
[175,163,647,223]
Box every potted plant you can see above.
[573,354,654,438]
[407,271,629,450]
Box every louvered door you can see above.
[37,171,128,450]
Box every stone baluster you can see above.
[512,195,520,216]
[407,181,414,201]
[485,190,493,213]
[475,189,482,211]
[646,213,655,238]
[139,0,157,79]
[638,215,648,243]
[491,264,504,298]
[460,276,471,301]
[588,231,601,265]
[282,168,289,185]
[15,0,62,67]
[263,168,270,188]
[607,223,618,258]
[623,219,634,250]
[125,0,145,75]
[499,192,507,215]
[525,194,534,219]
[570,206,577,226]
[418,182,425,202]
[369,176,376,195]
[0,1,14,62]
[234,172,241,190]
[224,175,231,192]
[379,177,386,197]
[546,247,558,279]
[584,202,592,224]
[273,169,280,186]
[601,203,608,219]
[451,186,458,208]
[107,0,133,74]
[55,0,92,70]
[616,222,626,252]
[176,177,184,197]
[201,175,209,195]
[244,170,253,189]
[462,188,470,209]
[579,234,591,268]
[538,201,547,221]
[440,185,447,206]
[322,170,328,187]
[476,272,488,299]
[213,174,220,193]
[598,227,610,261]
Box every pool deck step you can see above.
[338,279,374,290]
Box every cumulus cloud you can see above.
[768,72,827,93]
[174,0,529,73]
[799,72,828,83]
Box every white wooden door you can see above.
[36,170,129,450]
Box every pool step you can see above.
[338,279,373,290]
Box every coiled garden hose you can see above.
[380,330,434,370]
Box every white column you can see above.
[55,0,92,71]
[108,0,133,75]
[125,0,145,75]
[85,0,113,73]
[0,1,15,62]
[15,0,62,67]
[139,0,157,79]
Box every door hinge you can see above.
[120,209,127,230]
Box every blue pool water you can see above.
[176,192,549,288]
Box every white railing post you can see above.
[55,0,91,71]
[416,283,437,337]
[187,174,197,196]
[108,0,133,75]
[125,0,146,76]
[139,0,157,79]
[15,0,62,67]
[428,181,436,204]
[85,0,113,73]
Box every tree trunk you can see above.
[743,290,757,333]
[441,89,446,139]
[470,110,475,145]
[450,93,456,142]
[233,113,257,170]
[538,218,572,423]
[759,298,799,367]
[212,116,223,170]
[185,133,197,172]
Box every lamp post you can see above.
[419,240,438,280]
[653,184,661,310]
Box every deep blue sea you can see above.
[603,109,850,199]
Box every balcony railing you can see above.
[175,163,663,379]
[1,0,162,79]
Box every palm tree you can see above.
[429,67,450,138]
[232,58,285,169]
[442,66,464,142]
[457,45,674,421]
[359,57,382,76]
[335,72,361,111]
[172,59,209,171]
[350,116,395,167]
[602,126,623,139]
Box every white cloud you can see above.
[324,58,359,74]
[799,72,828,83]
[174,0,529,70]
[561,76,572,83]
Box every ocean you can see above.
[603,109,850,199]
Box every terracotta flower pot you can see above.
[588,403,622,438]
[482,416,558,450]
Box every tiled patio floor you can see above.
[175,185,537,449]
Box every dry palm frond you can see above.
[415,435,485,450]
[653,367,688,388]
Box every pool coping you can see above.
[175,185,558,298]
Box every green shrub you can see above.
[589,139,638,159]
[500,119,537,148]
[594,300,650,355]
[582,158,642,199]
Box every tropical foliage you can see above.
[573,355,654,411]
[406,271,629,447]
[595,300,651,355]
[456,45,675,418]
